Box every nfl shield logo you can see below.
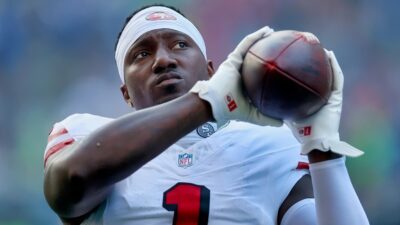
[178,153,193,168]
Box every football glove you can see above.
[190,26,282,127]
[284,50,364,157]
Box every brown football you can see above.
[242,30,333,120]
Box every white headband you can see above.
[115,6,207,83]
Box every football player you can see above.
[43,4,369,225]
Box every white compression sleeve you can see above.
[309,157,370,225]
[281,198,317,225]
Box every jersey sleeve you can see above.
[265,125,310,213]
[250,125,311,222]
[44,113,113,167]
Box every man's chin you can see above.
[155,92,186,105]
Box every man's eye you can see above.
[134,51,150,60]
[173,41,188,49]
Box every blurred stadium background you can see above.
[0,0,399,224]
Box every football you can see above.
[242,30,333,120]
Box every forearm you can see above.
[71,93,211,184]
[47,93,212,217]
[308,155,369,225]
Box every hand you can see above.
[190,26,282,127]
[284,50,363,157]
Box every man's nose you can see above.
[152,48,177,74]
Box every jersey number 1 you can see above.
[163,183,210,225]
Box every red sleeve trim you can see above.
[44,138,74,167]
[296,161,309,170]
[48,127,68,142]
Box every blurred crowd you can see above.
[0,0,399,224]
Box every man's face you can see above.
[121,28,213,109]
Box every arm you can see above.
[308,152,369,225]
[278,154,368,225]
[283,50,369,225]
[44,93,212,218]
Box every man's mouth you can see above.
[155,73,183,87]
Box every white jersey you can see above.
[44,113,309,225]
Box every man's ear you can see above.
[207,60,215,78]
[120,84,134,107]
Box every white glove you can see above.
[284,50,364,157]
[190,26,282,128]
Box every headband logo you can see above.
[146,12,177,21]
